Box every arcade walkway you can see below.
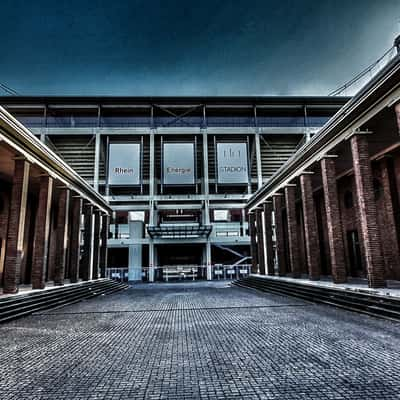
[0,281,399,399]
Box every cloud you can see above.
[0,0,399,95]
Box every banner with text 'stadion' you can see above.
[108,143,141,185]
[163,142,195,185]
[217,142,249,184]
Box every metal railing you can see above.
[106,264,251,282]
[212,264,251,280]
[329,45,397,96]
[106,267,129,282]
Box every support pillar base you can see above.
[148,267,155,283]
[207,265,212,281]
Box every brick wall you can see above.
[337,175,366,277]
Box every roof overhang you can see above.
[247,54,400,211]
[0,105,111,214]
[0,95,350,109]
[147,224,212,239]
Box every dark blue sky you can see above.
[0,0,399,96]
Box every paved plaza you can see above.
[0,281,400,399]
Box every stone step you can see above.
[0,279,114,306]
[233,276,400,321]
[0,279,128,323]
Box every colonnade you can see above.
[1,157,110,294]
[248,106,400,289]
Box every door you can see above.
[347,230,362,277]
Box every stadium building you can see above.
[0,96,347,283]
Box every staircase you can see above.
[233,276,400,321]
[0,279,128,323]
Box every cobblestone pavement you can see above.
[1,281,400,399]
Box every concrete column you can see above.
[149,130,156,282]
[128,220,143,282]
[99,213,109,278]
[80,203,93,281]
[54,188,70,285]
[255,133,263,189]
[202,129,210,197]
[320,156,347,283]
[202,130,212,280]
[93,130,101,191]
[206,241,212,280]
[241,208,246,236]
[149,130,155,197]
[113,211,119,239]
[300,173,321,280]
[272,194,287,276]
[31,175,53,289]
[350,133,385,288]
[149,241,155,282]
[255,208,265,275]
[69,196,82,283]
[263,201,275,275]
[40,128,46,143]
[248,212,258,273]
[3,159,30,294]
[148,208,156,283]
[284,185,301,278]
[92,210,101,279]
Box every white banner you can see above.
[108,143,141,185]
[217,142,249,184]
[163,143,195,185]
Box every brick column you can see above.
[99,213,109,278]
[272,194,287,276]
[379,158,400,279]
[80,203,93,281]
[69,196,82,283]
[284,185,301,278]
[320,156,347,283]
[92,209,101,280]
[3,159,30,294]
[255,207,265,275]
[31,175,53,289]
[350,133,385,288]
[300,173,320,280]
[0,192,10,286]
[263,201,275,275]
[248,212,258,274]
[54,188,70,285]
[395,102,400,132]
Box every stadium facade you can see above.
[1,96,348,284]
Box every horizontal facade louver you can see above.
[46,135,101,182]
[258,135,303,182]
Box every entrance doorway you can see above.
[347,230,363,277]
[157,244,202,266]
[156,244,204,281]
